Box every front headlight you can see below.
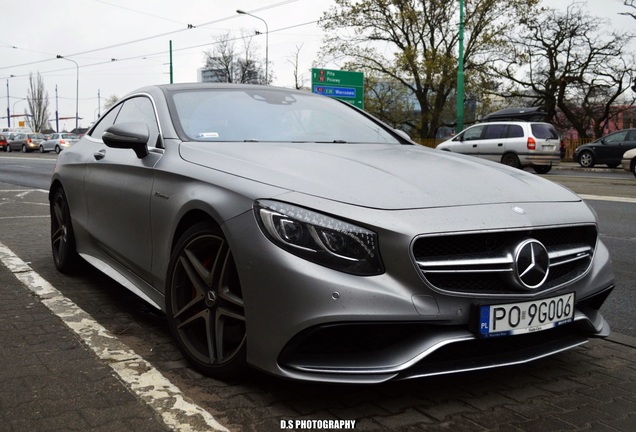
[254,200,384,276]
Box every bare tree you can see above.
[103,95,119,110]
[288,44,306,89]
[203,33,237,83]
[493,4,635,138]
[27,72,50,132]
[203,31,267,84]
[622,0,636,19]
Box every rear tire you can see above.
[50,187,81,273]
[501,153,521,169]
[533,165,552,174]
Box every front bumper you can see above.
[225,202,614,383]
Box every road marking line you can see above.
[0,189,48,193]
[0,216,49,220]
[0,241,229,432]
[580,194,636,204]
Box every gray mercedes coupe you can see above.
[49,84,614,383]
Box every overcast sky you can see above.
[1,0,633,131]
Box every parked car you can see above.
[573,129,636,168]
[40,133,79,153]
[621,148,636,177]
[50,83,614,383]
[7,132,46,152]
[4,133,18,151]
[436,120,561,173]
[0,134,7,152]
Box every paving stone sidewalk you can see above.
[0,263,169,432]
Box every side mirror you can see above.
[102,122,149,158]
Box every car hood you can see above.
[179,142,579,210]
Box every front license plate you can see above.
[478,293,574,337]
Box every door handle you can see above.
[498,143,503,147]
[472,144,477,148]
[93,149,106,160]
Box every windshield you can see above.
[171,88,400,144]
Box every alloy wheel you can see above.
[50,188,79,273]
[578,151,594,168]
[168,229,246,373]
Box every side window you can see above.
[604,131,628,143]
[531,124,559,140]
[462,125,485,141]
[507,125,524,138]
[115,96,160,148]
[90,104,122,140]
[483,124,508,139]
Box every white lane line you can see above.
[0,242,229,432]
[0,216,49,219]
[580,194,636,204]
[0,189,49,194]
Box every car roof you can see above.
[483,107,547,122]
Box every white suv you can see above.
[436,121,561,174]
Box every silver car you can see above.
[436,121,561,173]
[50,84,614,383]
[7,132,45,152]
[40,132,79,153]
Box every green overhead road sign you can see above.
[312,68,364,110]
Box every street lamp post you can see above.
[6,79,10,128]
[236,9,269,84]
[56,55,79,131]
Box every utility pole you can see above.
[55,85,59,132]
[456,0,465,133]
[169,40,173,84]
[6,79,10,128]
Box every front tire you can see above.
[50,187,80,273]
[631,160,636,178]
[21,144,27,153]
[166,222,247,378]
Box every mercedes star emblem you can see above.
[514,239,550,289]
